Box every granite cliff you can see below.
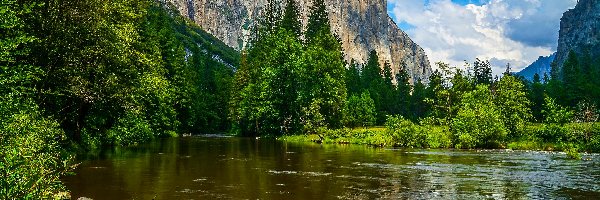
[165,0,432,83]
[555,0,600,71]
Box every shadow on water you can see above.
[63,137,600,199]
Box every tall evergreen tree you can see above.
[300,0,347,128]
[345,60,362,96]
[473,58,493,86]
[529,73,546,121]
[305,0,329,43]
[562,50,582,107]
[281,0,302,38]
[395,67,412,117]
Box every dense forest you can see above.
[1,0,600,198]
[1,0,237,198]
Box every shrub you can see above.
[563,143,581,160]
[425,125,453,148]
[107,112,154,146]
[385,116,427,148]
[535,124,569,143]
[451,85,507,149]
[344,91,376,128]
[0,112,74,199]
[542,96,573,124]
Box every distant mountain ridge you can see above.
[517,53,555,81]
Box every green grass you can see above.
[280,122,600,159]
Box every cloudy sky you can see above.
[387,0,577,75]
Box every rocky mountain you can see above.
[555,0,600,71]
[164,0,432,83]
[517,53,555,82]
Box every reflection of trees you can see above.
[67,139,547,199]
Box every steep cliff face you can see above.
[166,0,432,83]
[555,0,600,70]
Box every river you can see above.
[64,136,600,199]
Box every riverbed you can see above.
[64,136,600,199]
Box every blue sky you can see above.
[387,0,577,74]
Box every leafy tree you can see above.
[299,0,347,129]
[494,75,532,137]
[426,69,446,119]
[305,0,328,43]
[1,1,73,198]
[379,61,396,120]
[562,50,583,107]
[361,50,385,121]
[452,85,507,149]
[344,91,376,128]
[411,80,429,120]
[232,27,303,136]
[542,96,573,124]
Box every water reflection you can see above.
[64,137,600,199]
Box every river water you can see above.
[64,136,600,199]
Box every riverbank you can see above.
[280,121,600,159]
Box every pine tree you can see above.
[473,58,493,86]
[395,67,412,117]
[305,0,329,43]
[346,60,362,96]
[530,73,546,121]
[281,0,302,38]
[562,50,581,107]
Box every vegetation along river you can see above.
[64,136,600,199]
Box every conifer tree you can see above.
[300,0,347,128]
[281,0,302,38]
[473,58,493,86]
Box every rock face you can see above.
[165,0,432,83]
[517,53,555,82]
[555,0,600,71]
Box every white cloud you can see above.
[388,0,577,75]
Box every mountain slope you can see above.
[165,0,432,83]
[517,53,555,81]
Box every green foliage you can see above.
[107,112,154,146]
[473,58,493,85]
[305,0,329,43]
[564,143,581,160]
[529,73,546,121]
[301,99,327,134]
[281,0,302,38]
[344,91,376,128]
[542,96,573,124]
[0,109,74,199]
[534,123,569,143]
[385,116,427,148]
[231,27,304,136]
[345,61,362,96]
[1,1,73,198]
[451,85,507,149]
[494,75,532,137]
[300,25,347,129]
[423,124,453,149]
